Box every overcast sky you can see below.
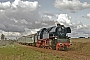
[0,0,90,39]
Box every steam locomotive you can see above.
[18,24,71,51]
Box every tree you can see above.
[1,34,5,40]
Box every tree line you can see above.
[1,34,5,40]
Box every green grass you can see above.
[69,42,90,54]
[69,38,90,54]
[0,44,69,60]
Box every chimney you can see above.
[57,23,61,26]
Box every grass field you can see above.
[0,38,90,60]
[69,38,90,54]
[0,44,69,60]
[69,42,90,54]
[70,38,90,43]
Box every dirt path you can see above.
[17,44,90,60]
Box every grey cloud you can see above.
[69,22,90,37]
[43,11,55,16]
[82,13,90,19]
[0,24,25,32]
[0,0,41,32]
[54,0,90,13]
[25,20,55,29]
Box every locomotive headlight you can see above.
[55,37,57,39]
[55,36,58,39]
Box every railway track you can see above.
[17,43,90,60]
